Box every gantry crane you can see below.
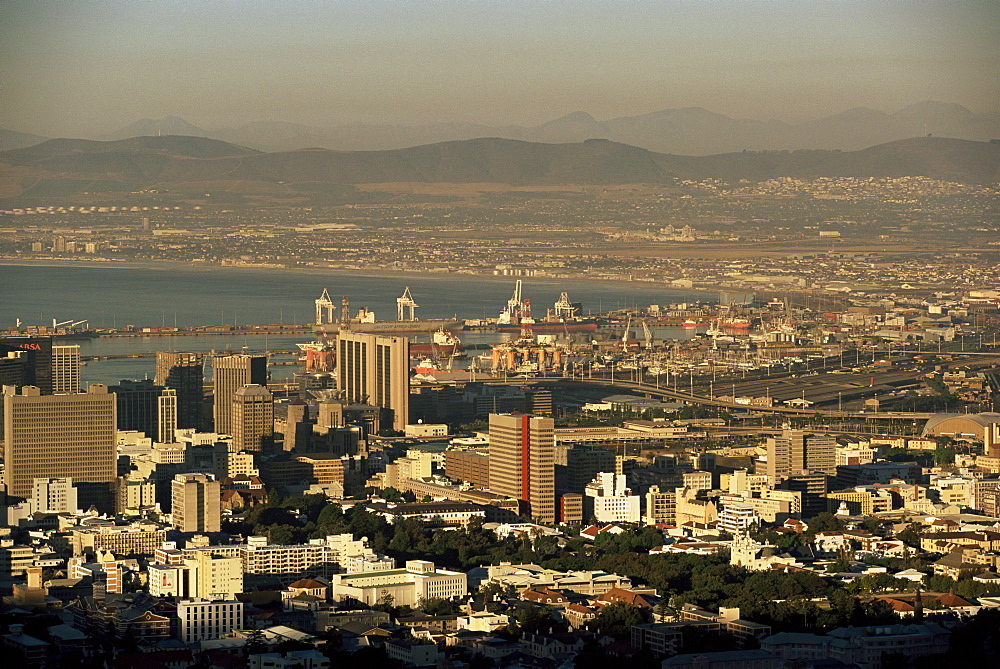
[315,288,336,324]
[397,286,419,321]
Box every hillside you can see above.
[0,135,996,202]
[98,101,1000,155]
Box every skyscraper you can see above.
[155,352,205,429]
[0,336,53,393]
[110,379,177,443]
[211,354,267,435]
[488,413,555,523]
[766,427,837,482]
[171,473,221,533]
[2,385,116,509]
[336,332,409,432]
[231,384,274,452]
[51,344,80,393]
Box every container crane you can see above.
[397,286,419,321]
[315,288,336,324]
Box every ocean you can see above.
[0,262,715,384]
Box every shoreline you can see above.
[0,257,724,296]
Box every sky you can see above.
[1,0,997,137]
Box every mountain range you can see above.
[2,101,997,156]
[1,134,997,203]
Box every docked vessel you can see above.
[409,328,462,357]
[311,287,463,336]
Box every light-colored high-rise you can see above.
[155,352,204,429]
[766,428,837,482]
[231,384,273,452]
[211,354,267,435]
[488,413,555,523]
[2,385,116,504]
[336,332,409,432]
[51,344,80,393]
[171,473,221,533]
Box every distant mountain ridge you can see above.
[88,101,1000,155]
[1,135,996,202]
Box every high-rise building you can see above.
[3,385,116,509]
[110,379,177,443]
[488,413,555,523]
[211,354,267,435]
[0,336,53,393]
[644,485,677,526]
[766,428,837,482]
[171,473,221,533]
[231,384,274,452]
[585,472,641,523]
[336,332,409,432]
[51,344,80,393]
[155,352,205,429]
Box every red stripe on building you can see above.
[521,414,531,502]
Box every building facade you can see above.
[336,332,410,432]
[488,413,556,523]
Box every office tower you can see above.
[211,354,267,435]
[766,428,837,482]
[155,352,205,429]
[51,344,80,393]
[0,352,26,387]
[2,385,116,509]
[0,336,53,393]
[281,397,311,452]
[336,332,409,432]
[231,384,274,452]
[110,379,177,443]
[488,413,555,523]
[171,473,221,533]
[32,477,79,513]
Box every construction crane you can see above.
[315,288,336,324]
[397,286,419,321]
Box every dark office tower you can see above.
[110,379,178,443]
[211,354,267,436]
[488,413,556,523]
[3,385,116,510]
[0,352,25,387]
[0,336,53,393]
[336,332,409,432]
[232,384,274,452]
[155,352,204,429]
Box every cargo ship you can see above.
[311,287,463,336]
[409,328,462,357]
[493,283,598,333]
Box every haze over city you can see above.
[2,0,997,138]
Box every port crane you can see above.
[553,291,576,319]
[315,289,336,324]
[397,286,419,321]
[641,320,653,350]
[52,318,88,329]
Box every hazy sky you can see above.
[2,0,997,137]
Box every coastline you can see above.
[0,257,723,296]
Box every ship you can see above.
[311,287,464,336]
[681,319,710,328]
[409,328,462,357]
[493,283,598,333]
